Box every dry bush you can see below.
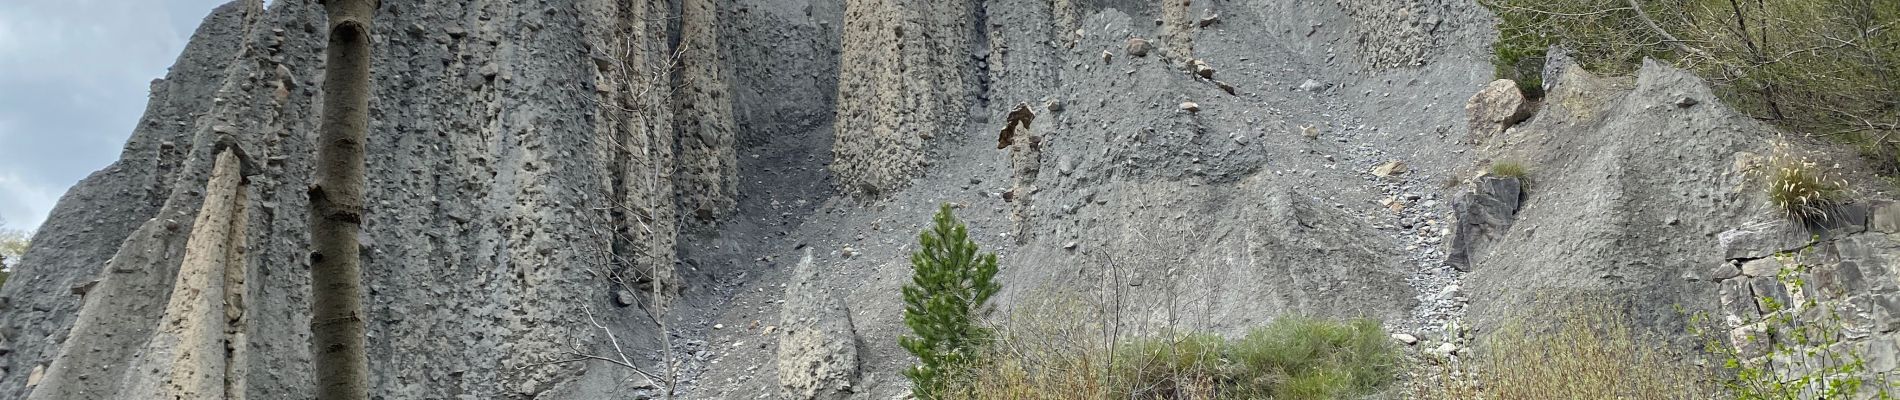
[1414,304,1717,400]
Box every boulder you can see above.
[1125,38,1153,57]
[1464,79,1532,142]
[1446,176,1523,271]
[777,249,860,400]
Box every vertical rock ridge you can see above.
[672,0,740,220]
[831,0,975,198]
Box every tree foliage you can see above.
[1485,0,1899,172]
[900,204,1001,399]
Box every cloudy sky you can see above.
[0,0,230,231]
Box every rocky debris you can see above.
[777,250,861,400]
[1179,102,1201,113]
[1674,97,1699,108]
[1300,124,1320,140]
[1371,160,1409,177]
[1463,79,1532,143]
[1445,176,1522,271]
[1214,81,1237,96]
[1125,38,1152,57]
[1392,333,1419,345]
[1199,10,1221,28]
[1100,50,1112,64]
[1192,59,1216,80]
[1297,79,1328,92]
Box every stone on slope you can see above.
[1464,79,1532,143]
[1125,38,1152,57]
[1445,176,1522,271]
[777,249,860,400]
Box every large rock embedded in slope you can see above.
[1464,79,1532,143]
[1445,175,1523,271]
[776,250,860,400]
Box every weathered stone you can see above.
[1707,261,1742,281]
[1446,176,1522,271]
[1750,276,1792,314]
[1371,160,1408,177]
[1391,333,1418,345]
[1125,38,1153,57]
[778,250,860,400]
[1297,79,1327,92]
[1871,201,1900,234]
[1740,258,1782,278]
[1720,278,1760,322]
[1192,59,1215,79]
[1464,79,1531,142]
[1179,102,1200,113]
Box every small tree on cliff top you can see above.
[901,204,1001,399]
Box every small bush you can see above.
[901,204,1002,399]
[1755,141,1848,223]
[951,314,1398,400]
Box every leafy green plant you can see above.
[901,204,1002,399]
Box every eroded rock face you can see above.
[673,0,739,220]
[831,0,974,198]
[776,250,859,400]
[0,0,737,397]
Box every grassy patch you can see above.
[1415,304,1716,399]
[949,313,1397,400]
[1488,161,1529,180]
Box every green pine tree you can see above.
[900,204,1001,399]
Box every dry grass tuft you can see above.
[945,295,1397,400]
[1757,141,1848,223]
[1414,304,1716,399]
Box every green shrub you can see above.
[901,204,1002,399]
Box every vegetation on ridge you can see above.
[1483,0,1899,174]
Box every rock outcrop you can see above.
[1445,175,1522,271]
[775,249,859,400]
[0,0,740,397]
[831,0,974,198]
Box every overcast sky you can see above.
[0,0,230,231]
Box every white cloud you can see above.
[0,0,227,232]
[0,170,59,232]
